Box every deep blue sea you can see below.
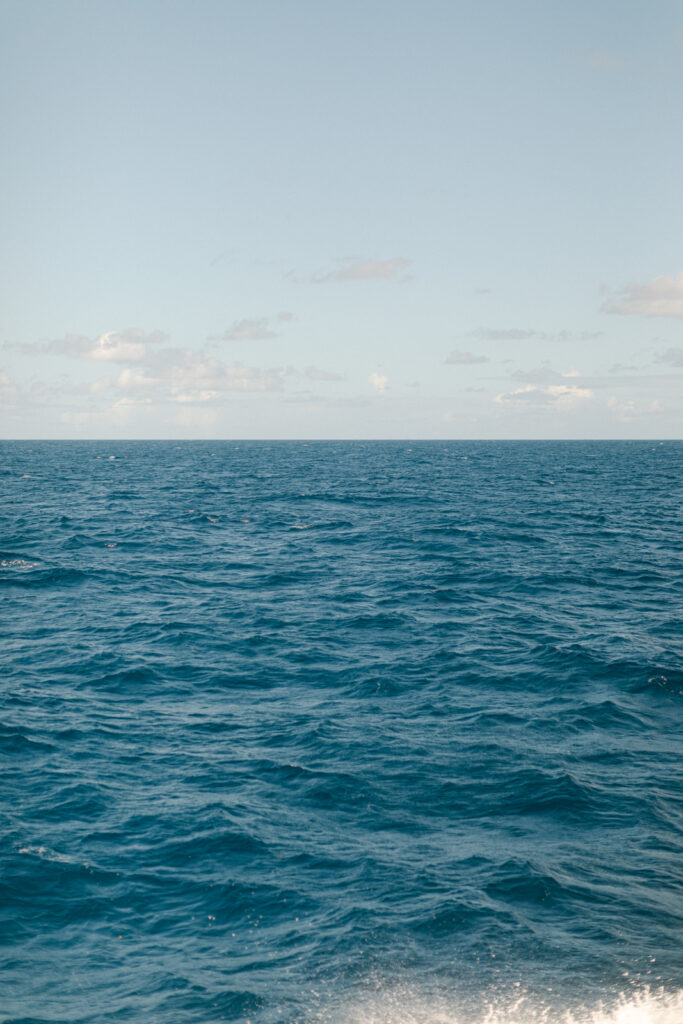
[2,441,682,1024]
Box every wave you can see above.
[331,986,683,1024]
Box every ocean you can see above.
[1,440,682,1024]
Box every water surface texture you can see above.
[2,441,682,1024]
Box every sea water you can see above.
[1,441,682,1024]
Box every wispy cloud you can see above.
[471,327,537,341]
[608,362,639,374]
[602,272,683,318]
[305,366,346,381]
[210,317,278,342]
[445,350,488,365]
[511,365,583,384]
[315,257,411,283]
[654,346,683,366]
[470,328,603,342]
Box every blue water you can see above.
[2,441,682,1024]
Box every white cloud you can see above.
[445,350,488,365]
[115,348,285,402]
[494,384,595,409]
[608,396,665,421]
[87,330,148,362]
[3,329,166,362]
[369,372,389,393]
[603,272,683,318]
[547,384,595,408]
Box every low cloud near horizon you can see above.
[494,383,595,409]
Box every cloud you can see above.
[0,371,17,395]
[607,396,664,422]
[65,329,166,362]
[654,346,683,366]
[608,362,639,373]
[316,258,411,283]
[445,350,489,365]
[470,328,603,342]
[603,272,683,318]
[369,372,389,393]
[305,366,346,381]
[211,317,278,341]
[471,327,536,341]
[511,365,584,384]
[85,330,152,362]
[494,384,595,409]
[3,329,167,362]
[116,348,285,402]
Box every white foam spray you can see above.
[323,986,683,1024]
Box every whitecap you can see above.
[17,845,73,864]
[332,986,683,1024]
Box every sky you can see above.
[1,0,682,439]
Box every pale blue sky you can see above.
[1,0,682,438]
